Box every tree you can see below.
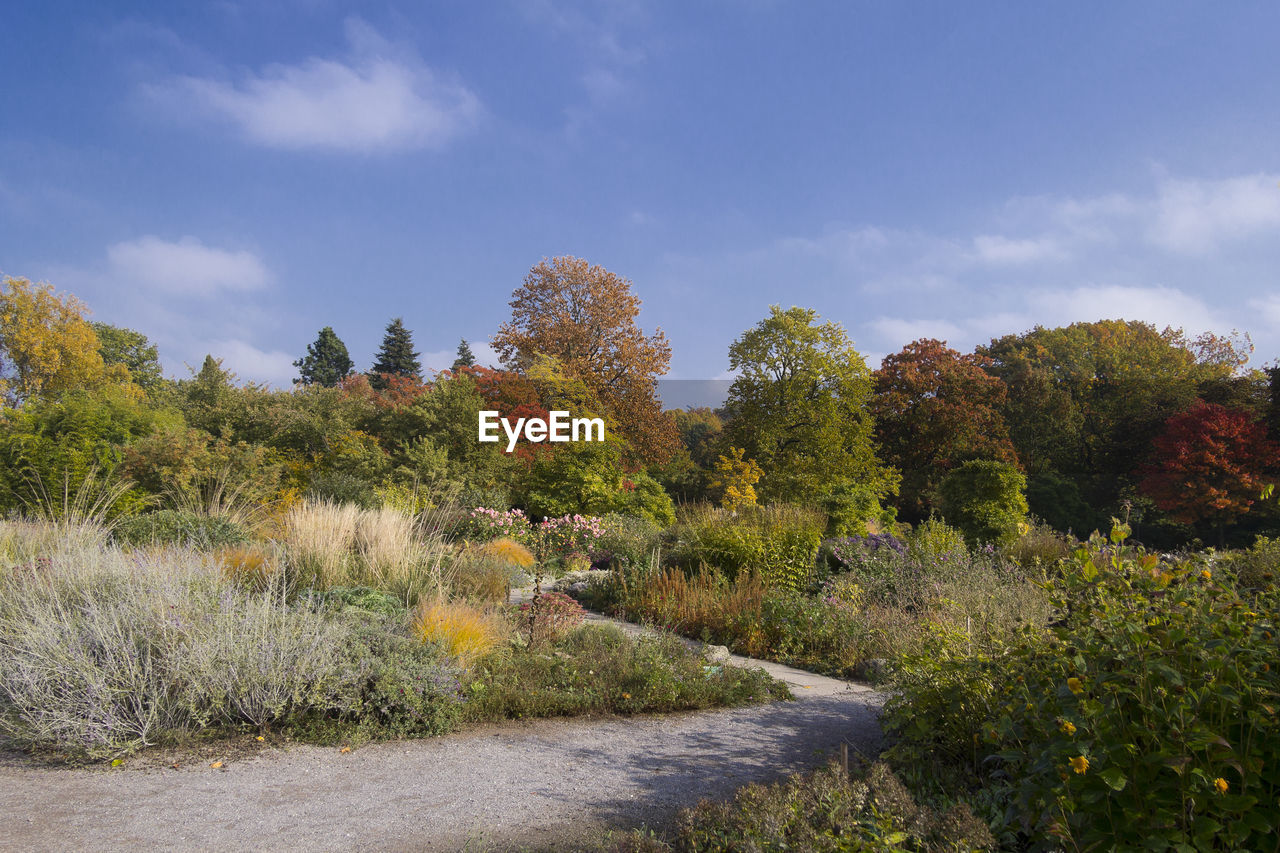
[295,326,354,387]
[368,318,421,390]
[0,277,114,407]
[979,320,1231,531]
[492,256,677,463]
[452,338,477,370]
[936,459,1029,547]
[93,322,164,393]
[720,306,896,507]
[1139,402,1276,545]
[872,338,1017,521]
[709,447,762,512]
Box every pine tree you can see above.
[294,326,354,387]
[452,338,476,370]
[368,317,421,390]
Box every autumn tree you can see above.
[979,320,1236,533]
[295,326,354,387]
[710,447,762,511]
[0,277,116,407]
[872,338,1017,521]
[93,322,164,393]
[720,305,896,508]
[492,256,677,463]
[1139,402,1276,546]
[369,317,421,390]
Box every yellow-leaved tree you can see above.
[0,276,125,407]
[710,446,763,512]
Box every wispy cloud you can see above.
[146,18,481,153]
[106,235,270,296]
[1147,174,1280,254]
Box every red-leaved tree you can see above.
[1139,401,1276,544]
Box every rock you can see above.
[703,645,731,664]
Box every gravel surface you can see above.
[0,611,884,852]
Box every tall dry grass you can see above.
[277,500,452,605]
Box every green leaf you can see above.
[1099,767,1128,791]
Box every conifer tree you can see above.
[294,326,354,387]
[368,317,421,390]
[452,338,476,370]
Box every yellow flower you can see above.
[1201,569,1212,582]
[1070,755,1089,774]
[1214,777,1229,794]
[1060,720,1077,736]
[1067,677,1084,695]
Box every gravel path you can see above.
[0,608,884,852]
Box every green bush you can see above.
[936,460,1028,547]
[885,524,1280,850]
[1222,535,1280,593]
[594,512,663,570]
[462,623,787,722]
[112,509,250,549]
[672,504,825,590]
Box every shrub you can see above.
[309,585,406,618]
[216,544,278,590]
[592,512,662,570]
[411,600,505,668]
[1223,534,1280,593]
[516,591,586,645]
[672,504,825,590]
[936,460,1028,547]
[462,623,787,722]
[537,513,606,561]
[622,760,996,852]
[886,524,1280,850]
[113,509,250,550]
[1000,517,1073,573]
[457,506,532,543]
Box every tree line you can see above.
[1,258,1276,547]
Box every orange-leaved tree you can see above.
[1139,401,1276,545]
[491,256,677,463]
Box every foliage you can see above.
[492,255,678,463]
[368,317,422,390]
[462,623,787,722]
[520,435,675,526]
[411,599,506,668]
[873,338,1017,521]
[0,387,170,517]
[113,509,250,550]
[294,326,354,387]
[721,305,896,507]
[451,338,476,370]
[820,481,898,538]
[0,276,125,407]
[458,506,533,542]
[709,446,761,511]
[936,460,1028,547]
[670,503,826,590]
[516,590,586,645]
[537,513,606,561]
[92,322,164,393]
[1139,401,1276,539]
[885,525,1280,851]
[1222,535,1280,592]
[621,760,996,852]
[592,512,663,571]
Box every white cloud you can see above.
[1027,285,1222,335]
[148,18,481,152]
[1148,174,1280,254]
[869,317,967,344]
[971,234,1066,265]
[1250,294,1280,327]
[107,235,270,296]
[202,338,298,387]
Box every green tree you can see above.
[294,326,354,387]
[720,306,896,507]
[368,318,421,390]
[936,459,1028,547]
[92,322,164,393]
[452,338,477,370]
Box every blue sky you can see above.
[3,1,1279,388]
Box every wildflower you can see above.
[1067,677,1084,695]
[1060,720,1077,736]
[1214,777,1229,794]
[1069,755,1089,774]
[1201,569,1212,582]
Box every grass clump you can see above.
[463,623,788,723]
[412,599,507,669]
